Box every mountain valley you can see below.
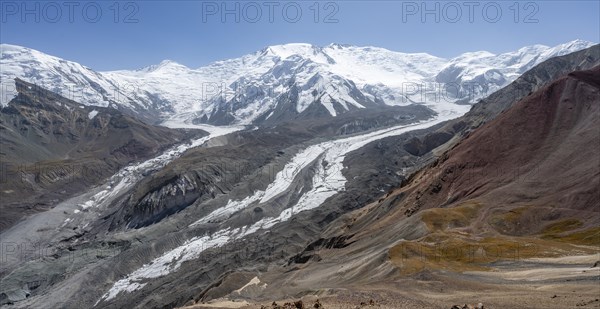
[0,41,598,309]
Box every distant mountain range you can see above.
[1,40,595,125]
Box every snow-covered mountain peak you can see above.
[261,43,336,65]
[326,43,352,49]
[540,39,596,58]
[559,39,596,50]
[513,44,549,53]
[2,44,65,67]
[1,43,133,111]
[434,40,596,94]
[136,59,189,73]
[1,43,28,54]
[264,43,316,58]
[450,50,496,61]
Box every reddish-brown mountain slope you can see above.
[393,66,600,235]
[255,67,600,298]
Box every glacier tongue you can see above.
[98,101,470,304]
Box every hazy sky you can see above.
[1,1,598,70]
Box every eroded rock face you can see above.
[112,168,230,230]
[403,131,454,156]
[413,67,600,219]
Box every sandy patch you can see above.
[234,276,262,294]
[527,254,600,265]
[468,266,600,281]
[181,299,250,308]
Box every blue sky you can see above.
[1,1,598,71]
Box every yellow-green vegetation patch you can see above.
[487,205,532,235]
[389,202,599,275]
[420,201,482,231]
[390,236,533,273]
[541,219,583,236]
[547,226,600,246]
[389,234,596,275]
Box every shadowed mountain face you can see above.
[0,79,198,231]
[392,66,600,224]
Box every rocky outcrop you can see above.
[403,131,454,156]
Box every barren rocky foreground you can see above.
[179,256,600,309]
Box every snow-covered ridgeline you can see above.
[97,103,470,304]
[2,40,594,125]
